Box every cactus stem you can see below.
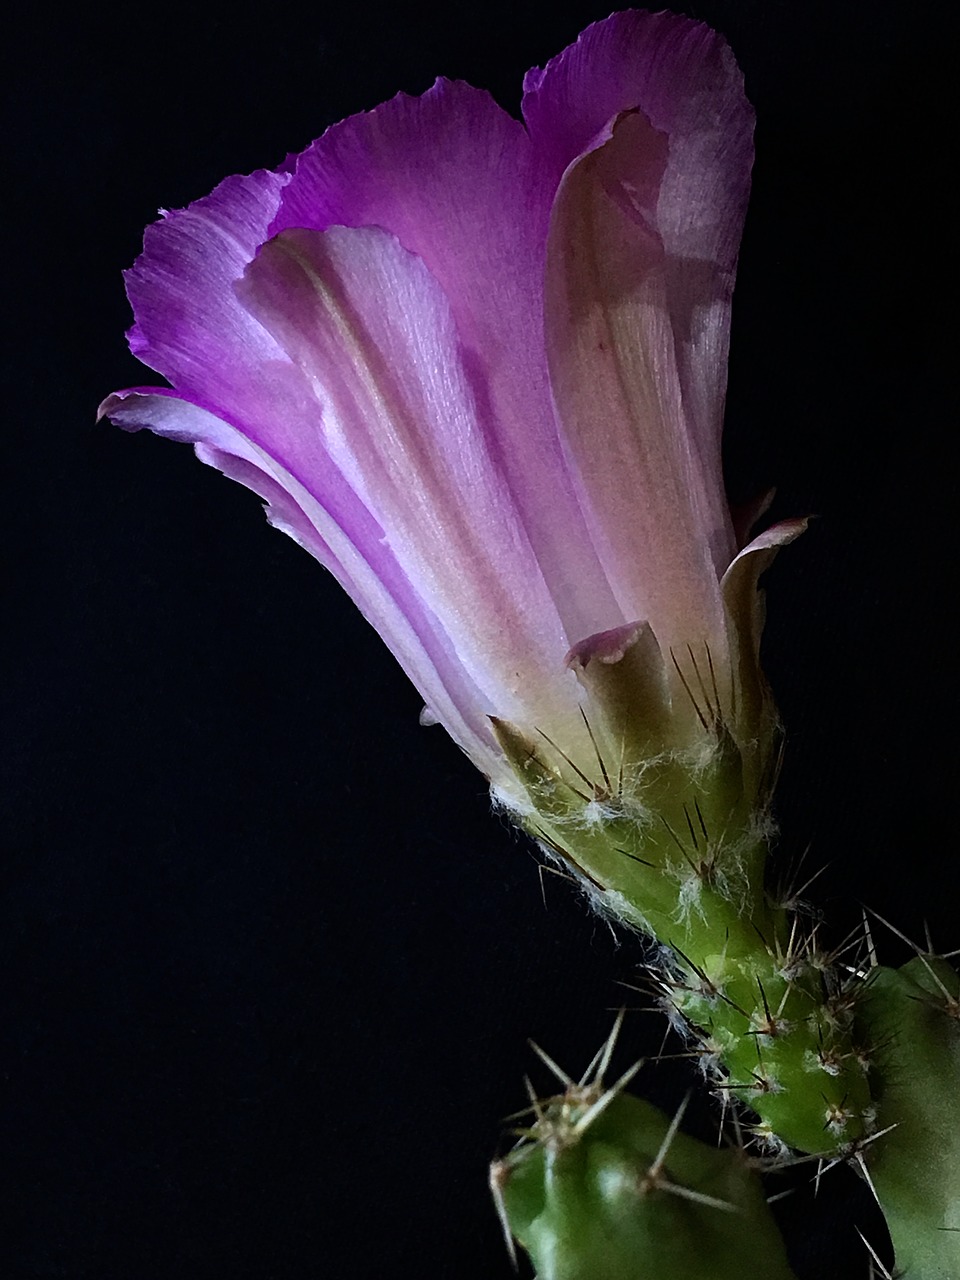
[494,1024,800,1280]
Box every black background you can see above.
[4,1,956,1276]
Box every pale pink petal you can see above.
[544,112,730,667]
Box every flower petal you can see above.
[272,77,620,642]
[125,170,290,407]
[99,385,513,780]
[236,224,593,757]
[721,517,808,743]
[565,621,676,761]
[525,9,754,506]
[544,112,731,667]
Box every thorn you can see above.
[659,815,695,862]
[766,1186,796,1204]
[850,1121,900,1152]
[527,1039,574,1087]
[717,1088,728,1147]
[578,705,611,793]
[683,803,700,851]
[533,829,607,891]
[693,798,710,843]
[862,908,879,969]
[537,855,583,885]
[572,1059,643,1136]
[670,649,711,732]
[535,727,597,795]
[686,642,718,724]
[616,847,655,867]
[658,1180,739,1213]
[789,860,830,905]
[703,640,723,725]
[825,918,875,969]
[774,979,793,1021]
[729,1104,744,1150]
[489,1161,518,1269]
[856,1227,893,1279]
[577,1043,605,1087]
[853,1151,883,1210]
[524,1075,544,1123]
[648,1091,691,1180]
[757,976,773,1024]
[593,1009,625,1083]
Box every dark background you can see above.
[3,1,955,1276]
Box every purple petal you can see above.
[525,9,754,506]
[273,77,620,642]
[125,170,290,410]
[99,386,512,779]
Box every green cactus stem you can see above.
[860,953,960,1279]
[491,1025,798,1280]
[495,703,873,1154]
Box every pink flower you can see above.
[101,10,798,828]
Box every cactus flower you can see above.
[103,7,877,1160]
[101,9,789,803]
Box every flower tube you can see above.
[102,10,871,1155]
